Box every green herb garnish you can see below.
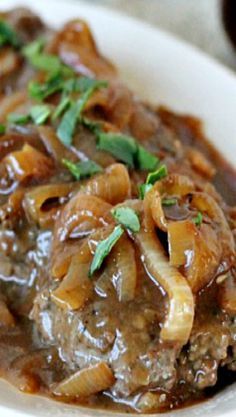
[7,113,30,125]
[23,39,73,76]
[146,165,168,185]
[64,77,108,94]
[192,212,203,227]
[62,158,103,180]
[139,165,168,199]
[82,117,102,135]
[22,38,45,57]
[89,225,124,277]
[57,101,81,146]
[139,183,153,200]
[57,81,107,146]
[97,131,159,171]
[136,145,159,171]
[111,207,140,233]
[162,197,177,207]
[0,124,6,134]
[52,96,71,120]
[0,20,22,48]
[30,105,51,125]
[28,73,64,101]
[97,132,137,168]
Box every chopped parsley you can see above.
[97,132,137,168]
[138,183,153,200]
[57,80,108,146]
[62,158,103,180]
[97,131,159,171]
[0,124,6,134]
[0,20,22,48]
[30,105,51,125]
[111,207,140,233]
[28,73,64,101]
[56,100,82,146]
[89,225,124,277]
[136,145,159,171]
[146,165,168,185]
[192,212,203,227]
[22,38,73,76]
[162,197,177,207]
[139,164,168,199]
[64,77,108,94]
[52,96,71,121]
[7,113,30,125]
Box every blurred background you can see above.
[87,0,236,71]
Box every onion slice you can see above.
[147,174,194,232]
[53,362,114,397]
[23,183,74,228]
[136,228,194,345]
[51,257,92,310]
[79,163,131,204]
[111,234,137,302]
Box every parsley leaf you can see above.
[7,113,30,125]
[23,39,73,76]
[57,101,81,146]
[62,158,103,180]
[28,73,64,101]
[64,77,108,94]
[139,183,152,200]
[57,81,107,146]
[22,38,44,57]
[162,198,177,207]
[30,105,51,125]
[97,132,137,167]
[136,145,159,171]
[0,20,22,48]
[139,165,168,199]
[52,96,71,120]
[111,207,140,233]
[146,165,168,185]
[0,124,6,134]
[192,212,203,227]
[89,225,124,277]
[97,131,159,171]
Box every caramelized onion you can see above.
[51,19,116,79]
[111,234,137,302]
[79,163,131,204]
[0,188,25,226]
[23,183,74,228]
[148,174,194,232]
[51,256,93,310]
[37,126,76,163]
[154,174,194,197]
[168,220,221,292]
[0,90,27,122]
[219,270,236,314]
[55,194,113,243]
[53,362,114,398]
[191,192,235,255]
[168,220,195,267]
[0,299,15,327]
[51,241,83,279]
[136,228,194,345]
[138,193,194,344]
[187,148,216,178]
[0,47,22,87]
[52,225,114,280]
[3,143,54,183]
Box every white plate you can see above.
[0,0,236,416]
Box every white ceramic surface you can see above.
[0,0,236,416]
